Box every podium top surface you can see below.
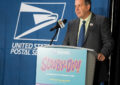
[39,45,95,52]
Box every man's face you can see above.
[75,0,90,19]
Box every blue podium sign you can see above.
[36,47,87,85]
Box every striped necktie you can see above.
[77,21,86,47]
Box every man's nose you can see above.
[75,7,79,11]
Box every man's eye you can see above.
[75,5,81,8]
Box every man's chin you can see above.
[76,14,82,18]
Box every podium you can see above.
[36,45,97,85]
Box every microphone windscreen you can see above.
[63,19,67,24]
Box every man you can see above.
[63,0,114,85]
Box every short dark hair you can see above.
[85,0,91,11]
[85,0,91,5]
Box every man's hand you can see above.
[97,53,106,61]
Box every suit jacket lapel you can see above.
[84,13,96,44]
[74,18,80,46]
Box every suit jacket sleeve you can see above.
[100,17,114,58]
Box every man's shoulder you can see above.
[93,13,107,20]
[92,13,109,23]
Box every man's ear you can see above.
[87,4,91,11]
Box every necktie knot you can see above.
[82,20,86,25]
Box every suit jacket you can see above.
[63,13,114,82]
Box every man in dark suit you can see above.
[63,0,114,85]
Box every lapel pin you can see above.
[90,23,93,26]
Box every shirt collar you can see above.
[80,12,92,22]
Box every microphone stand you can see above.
[50,28,59,45]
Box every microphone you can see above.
[50,19,67,31]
